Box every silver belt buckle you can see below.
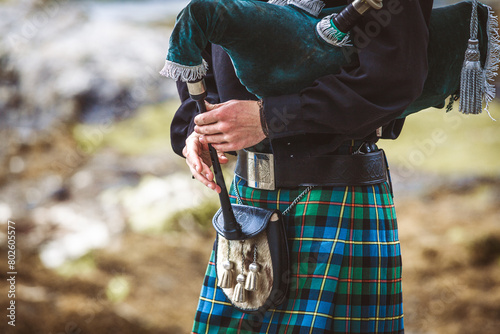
[245,150,275,191]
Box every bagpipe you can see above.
[161,0,499,118]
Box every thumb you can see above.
[205,101,215,111]
[217,151,229,164]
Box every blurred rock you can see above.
[0,0,176,172]
[34,202,115,268]
[469,234,500,266]
[101,172,217,233]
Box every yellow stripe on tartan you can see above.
[205,262,220,334]
[308,186,350,334]
[332,314,404,321]
[268,307,336,319]
[266,306,278,333]
[265,311,274,333]
[273,308,404,323]
[198,297,340,320]
[289,237,399,245]
[383,182,401,324]
[372,185,381,334]
[200,296,233,307]
[198,297,404,325]
[276,188,282,211]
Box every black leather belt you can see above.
[235,149,389,190]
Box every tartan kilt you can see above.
[192,175,403,334]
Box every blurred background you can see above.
[0,0,499,333]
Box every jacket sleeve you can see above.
[170,45,220,157]
[262,0,433,144]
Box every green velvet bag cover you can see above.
[161,0,498,118]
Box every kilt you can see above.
[192,175,403,334]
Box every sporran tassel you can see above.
[219,260,234,288]
[219,239,234,288]
[245,262,260,291]
[459,0,485,114]
[233,274,247,302]
[233,240,247,302]
[245,245,260,291]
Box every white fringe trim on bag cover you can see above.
[159,59,209,82]
[483,5,500,119]
[316,14,352,47]
[287,0,325,17]
[268,0,288,6]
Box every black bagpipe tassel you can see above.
[459,39,483,114]
[459,0,485,115]
[233,274,247,302]
[245,245,260,292]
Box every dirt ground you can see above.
[396,176,500,334]
[1,174,499,334]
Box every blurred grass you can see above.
[382,101,500,176]
[56,252,98,278]
[71,98,500,182]
[73,100,178,156]
[106,276,131,303]
[166,200,220,234]
[73,99,500,178]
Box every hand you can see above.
[182,131,228,193]
[193,100,266,152]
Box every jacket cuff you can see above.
[187,120,196,139]
[261,94,302,139]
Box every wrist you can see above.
[258,99,269,138]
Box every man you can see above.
[171,0,433,332]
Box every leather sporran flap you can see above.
[213,205,290,314]
[212,204,277,240]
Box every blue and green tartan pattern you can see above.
[192,176,403,334]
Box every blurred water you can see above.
[79,0,498,20]
[80,0,189,23]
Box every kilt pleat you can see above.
[192,175,403,334]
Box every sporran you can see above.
[213,178,313,314]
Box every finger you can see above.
[205,101,216,110]
[201,162,214,181]
[188,160,219,192]
[185,148,218,190]
[194,110,219,126]
[195,151,222,193]
[194,123,222,136]
[218,152,229,164]
[211,142,237,152]
[184,145,203,173]
[190,167,216,191]
[186,154,203,175]
[187,151,210,177]
[199,134,227,145]
[204,170,222,193]
[200,166,222,193]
